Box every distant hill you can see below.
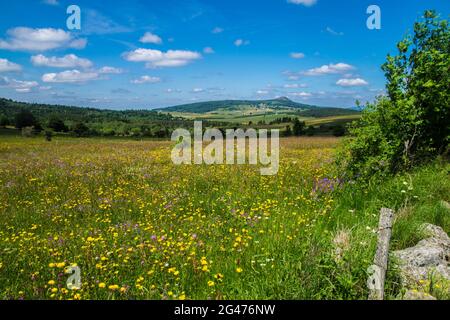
[0,97,361,138]
[156,97,359,118]
[0,97,173,124]
[0,97,191,138]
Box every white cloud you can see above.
[212,27,224,34]
[123,48,201,68]
[287,0,317,7]
[31,54,93,68]
[303,63,354,76]
[166,88,182,93]
[326,27,344,36]
[234,39,249,47]
[0,27,87,51]
[290,52,305,59]
[203,47,215,54]
[98,66,123,74]
[131,75,161,84]
[256,90,269,95]
[139,32,162,44]
[192,88,204,93]
[284,83,307,89]
[42,70,99,83]
[0,58,22,72]
[291,92,312,97]
[42,0,59,5]
[68,38,88,49]
[336,78,368,87]
[0,76,39,93]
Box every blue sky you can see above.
[0,0,448,109]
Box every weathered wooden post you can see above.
[368,208,395,300]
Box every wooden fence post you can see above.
[368,208,395,300]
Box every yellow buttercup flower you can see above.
[108,284,119,291]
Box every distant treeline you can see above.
[0,98,217,138]
[0,98,353,139]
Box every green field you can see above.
[0,136,448,300]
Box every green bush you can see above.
[338,11,449,178]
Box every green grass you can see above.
[0,136,447,300]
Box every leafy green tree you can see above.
[15,110,39,129]
[285,125,292,137]
[72,122,90,137]
[306,125,315,136]
[338,11,449,177]
[48,116,68,132]
[0,115,10,127]
[293,118,306,136]
[332,125,346,137]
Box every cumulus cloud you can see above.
[131,75,161,84]
[139,32,162,44]
[290,52,305,59]
[284,83,307,89]
[336,78,368,87]
[0,76,39,93]
[192,88,204,93]
[234,39,249,47]
[291,91,311,97]
[42,70,99,83]
[98,66,123,74]
[287,0,317,6]
[212,27,224,34]
[31,54,93,68]
[0,27,87,51]
[123,48,201,68]
[303,63,354,76]
[0,58,22,72]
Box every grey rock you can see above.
[392,224,450,286]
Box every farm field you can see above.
[0,136,448,300]
[0,136,338,300]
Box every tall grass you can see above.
[0,136,448,300]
